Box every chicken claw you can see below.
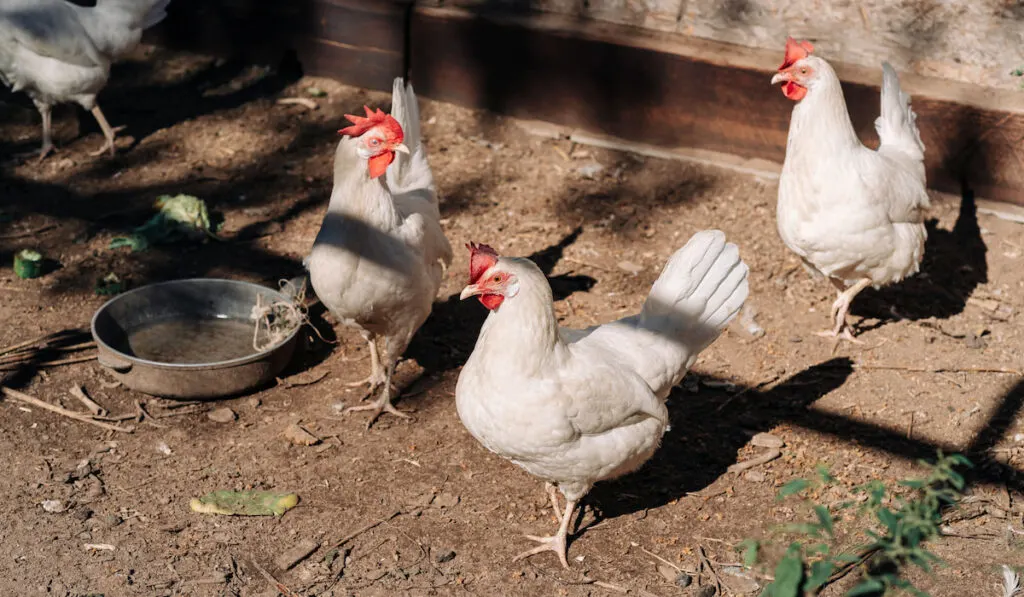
[343,389,410,429]
[513,497,578,569]
[514,533,570,569]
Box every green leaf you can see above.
[817,465,836,483]
[806,542,830,556]
[739,539,760,567]
[777,479,810,500]
[814,505,834,536]
[769,546,804,597]
[806,560,834,590]
[846,577,885,596]
[876,508,898,532]
[783,522,823,535]
[898,479,925,489]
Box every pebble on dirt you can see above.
[207,407,237,423]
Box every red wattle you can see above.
[368,151,395,178]
[782,81,807,101]
[479,294,504,310]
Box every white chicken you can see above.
[772,37,929,342]
[308,78,452,427]
[456,231,748,567]
[0,0,171,160]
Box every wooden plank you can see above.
[147,0,408,91]
[410,6,1024,205]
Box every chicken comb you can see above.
[466,242,500,284]
[338,106,404,143]
[780,37,814,70]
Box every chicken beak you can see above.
[393,143,411,155]
[770,72,789,85]
[459,284,482,300]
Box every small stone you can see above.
[41,499,66,513]
[743,470,766,483]
[208,408,237,423]
[617,261,644,275]
[657,564,678,583]
[433,493,460,509]
[675,572,693,588]
[73,507,94,522]
[750,432,784,448]
[695,586,715,597]
[575,162,605,179]
[248,397,261,409]
[104,514,123,527]
[788,336,803,343]
[435,549,456,563]
[156,442,172,456]
[284,423,321,446]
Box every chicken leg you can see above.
[13,101,58,163]
[815,278,872,343]
[345,332,386,393]
[88,105,120,157]
[513,496,578,569]
[344,333,411,427]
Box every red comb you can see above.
[338,105,404,144]
[780,37,814,70]
[466,242,499,284]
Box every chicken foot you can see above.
[513,497,578,569]
[343,362,410,428]
[815,278,872,343]
[88,105,122,157]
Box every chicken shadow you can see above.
[849,186,987,329]
[585,357,855,522]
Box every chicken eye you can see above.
[493,275,502,283]
[369,138,380,146]
[800,67,808,75]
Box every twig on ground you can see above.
[249,558,300,597]
[853,363,1021,375]
[727,449,782,474]
[697,545,723,594]
[0,354,97,371]
[276,97,318,110]
[0,224,56,239]
[329,510,403,550]
[135,400,167,428]
[638,546,682,571]
[527,561,627,592]
[70,385,106,416]
[1,387,134,433]
[0,331,58,357]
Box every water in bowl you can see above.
[125,317,258,364]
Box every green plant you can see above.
[739,452,972,597]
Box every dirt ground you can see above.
[1,46,1023,597]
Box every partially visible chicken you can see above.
[0,0,171,160]
[456,231,748,567]
[308,78,452,427]
[772,37,929,342]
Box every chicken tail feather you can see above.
[140,0,171,29]
[639,230,749,363]
[388,77,434,197]
[875,62,925,163]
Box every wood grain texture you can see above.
[410,6,1024,205]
